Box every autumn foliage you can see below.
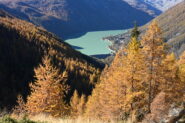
[86,24,147,121]
[70,90,86,118]
[11,21,185,122]
[85,21,185,122]
[26,56,69,117]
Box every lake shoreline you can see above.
[65,30,127,56]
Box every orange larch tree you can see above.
[123,37,147,121]
[26,56,69,117]
[85,52,128,121]
[141,20,166,112]
[177,51,185,101]
[70,90,80,118]
[70,90,86,118]
[161,53,182,101]
[85,30,147,122]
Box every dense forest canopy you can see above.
[0,14,103,109]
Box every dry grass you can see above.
[29,114,132,123]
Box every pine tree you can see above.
[26,56,69,117]
[131,22,140,39]
[141,20,166,113]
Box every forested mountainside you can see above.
[0,6,184,123]
[0,10,13,18]
[106,1,185,56]
[0,0,156,39]
[0,12,103,108]
[86,21,185,123]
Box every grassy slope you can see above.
[0,115,132,123]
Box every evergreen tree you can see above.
[26,56,69,117]
[131,22,140,39]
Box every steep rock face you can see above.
[0,0,155,39]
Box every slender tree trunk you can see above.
[148,75,152,113]
[131,70,134,111]
[148,38,155,113]
[131,72,134,123]
[148,59,154,113]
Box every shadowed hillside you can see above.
[0,0,156,39]
[0,12,103,109]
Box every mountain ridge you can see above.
[105,1,185,56]
[142,0,183,11]
[0,0,156,39]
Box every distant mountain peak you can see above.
[106,0,185,56]
[142,0,183,11]
[122,0,162,16]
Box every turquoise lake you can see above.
[65,30,127,56]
